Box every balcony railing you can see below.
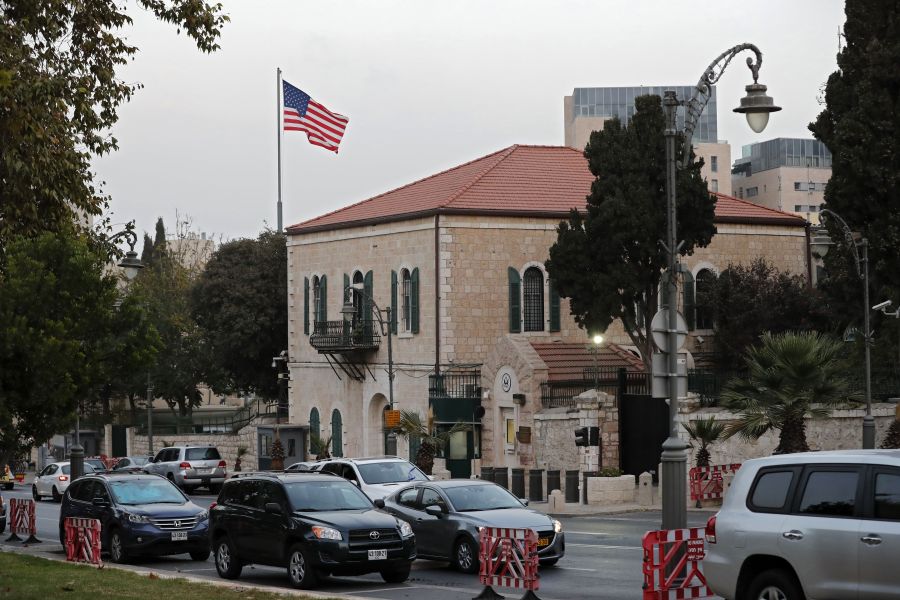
[310,319,381,353]
[429,369,482,423]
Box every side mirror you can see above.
[424,505,445,518]
[92,497,109,507]
[520,499,529,507]
[265,502,284,515]
[373,499,386,509]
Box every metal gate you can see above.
[619,394,668,480]
[111,425,127,457]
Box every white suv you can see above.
[318,456,430,500]
[144,446,227,494]
[704,449,900,600]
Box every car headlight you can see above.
[552,518,563,533]
[126,513,151,524]
[398,520,414,538]
[311,526,342,540]
[197,510,209,521]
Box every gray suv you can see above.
[144,446,226,494]
[704,450,900,600]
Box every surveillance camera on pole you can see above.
[872,300,892,312]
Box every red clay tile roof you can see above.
[288,145,805,233]
[530,341,646,382]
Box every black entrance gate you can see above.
[618,394,669,480]
[111,425,127,457]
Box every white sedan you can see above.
[32,461,96,502]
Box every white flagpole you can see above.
[277,67,283,233]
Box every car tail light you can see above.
[209,502,217,510]
[179,462,191,469]
[705,515,717,544]
[218,460,226,468]
[58,475,69,482]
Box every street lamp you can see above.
[660,44,779,532]
[816,208,875,448]
[587,334,604,392]
[341,284,395,409]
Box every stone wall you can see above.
[532,392,618,472]
[129,424,259,472]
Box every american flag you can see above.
[282,80,348,153]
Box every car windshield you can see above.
[357,461,428,484]
[444,484,524,512]
[186,448,221,461]
[130,457,149,466]
[285,481,373,511]
[60,464,94,475]
[109,478,186,505]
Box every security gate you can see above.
[618,394,669,480]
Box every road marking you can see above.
[565,530,611,536]
[175,567,218,573]
[556,566,597,572]
[567,543,641,550]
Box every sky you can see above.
[94,0,847,243]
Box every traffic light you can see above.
[574,427,589,447]
[589,426,600,447]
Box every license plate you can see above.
[367,549,387,560]
[171,531,188,541]
[196,468,211,474]
[538,537,550,547]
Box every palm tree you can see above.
[395,408,468,475]
[722,331,852,454]
[683,417,726,467]
[309,433,333,460]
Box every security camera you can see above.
[696,336,705,345]
[873,300,892,311]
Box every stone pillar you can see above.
[548,489,564,513]
[103,424,113,457]
[638,471,655,506]
[431,457,451,481]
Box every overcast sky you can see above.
[94,0,846,243]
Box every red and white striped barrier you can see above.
[475,527,541,600]
[689,463,741,504]
[5,498,40,544]
[64,517,102,566]
[642,527,712,600]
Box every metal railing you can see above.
[310,319,381,352]
[429,370,481,400]
[540,368,648,408]
[131,397,279,435]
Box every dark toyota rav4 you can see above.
[210,472,416,589]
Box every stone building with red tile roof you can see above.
[285,144,809,477]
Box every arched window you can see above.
[331,409,343,457]
[309,407,320,454]
[695,269,716,330]
[400,268,412,332]
[523,267,545,332]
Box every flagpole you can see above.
[276,67,283,233]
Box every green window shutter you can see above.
[343,273,350,306]
[364,270,374,335]
[683,270,696,331]
[508,267,521,333]
[410,267,420,334]
[320,275,327,322]
[303,277,310,335]
[549,280,561,332]
[309,408,320,454]
[391,270,398,334]
[331,409,343,457]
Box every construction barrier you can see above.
[5,498,40,543]
[642,527,712,600]
[14,472,25,483]
[689,463,741,504]
[474,527,541,600]
[65,517,102,566]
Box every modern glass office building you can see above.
[733,138,832,174]
[570,85,718,143]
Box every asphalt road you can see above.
[2,487,716,600]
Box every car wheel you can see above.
[380,564,411,583]
[52,486,62,503]
[541,558,559,567]
[286,544,318,589]
[189,549,210,561]
[747,568,804,600]
[32,485,41,501]
[209,483,222,495]
[109,529,129,564]
[452,537,479,574]
[214,536,242,579]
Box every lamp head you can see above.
[733,82,781,133]
[118,250,144,281]
[592,334,604,346]
[873,300,892,312]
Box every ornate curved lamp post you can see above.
[660,44,780,531]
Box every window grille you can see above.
[523,267,544,332]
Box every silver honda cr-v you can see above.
[704,449,900,600]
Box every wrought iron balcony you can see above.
[429,369,482,422]
[310,319,381,353]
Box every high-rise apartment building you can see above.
[731,138,832,224]
[563,86,731,194]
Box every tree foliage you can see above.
[699,259,835,371]
[0,0,228,246]
[190,231,288,400]
[683,417,726,468]
[810,1,900,333]
[722,332,852,454]
[0,227,159,466]
[546,95,716,368]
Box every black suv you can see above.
[209,472,416,589]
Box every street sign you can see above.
[650,310,688,351]
[651,351,688,399]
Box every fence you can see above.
[541,368,648,408]
[65,517,102,565]
[642,527,712,600]
[131,397,278,435]
[689,463,741,505]
[5,498,40,543]
[476,527,541,600]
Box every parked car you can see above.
[33,462,97,502]
[0,492,6,534]
[317,456,429,500]
[209,472,416,589]
[84,458,109,473]
[59,472,210,563]
[284,461,319,473]
[704,449,900,600]
[111,456,150,473]
[381,479,564,573]
[143,446,226,494]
